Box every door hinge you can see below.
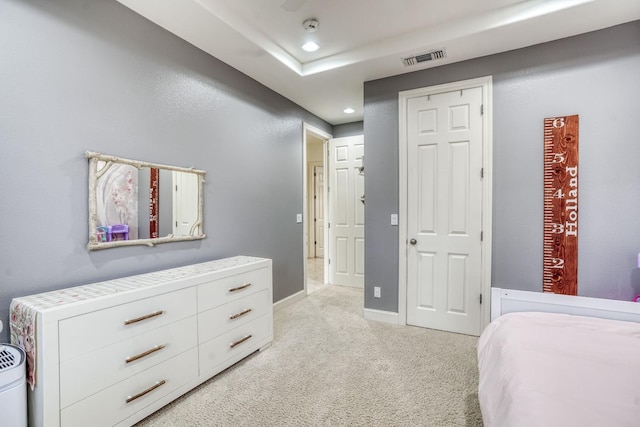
[480,231,483,241]
[480,294,483,304]
[328,259,331,264]
[481,104,484,116]
[480,168,484,179]
[328,223,330,228]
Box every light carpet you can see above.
[135,285,483,426]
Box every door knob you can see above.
[409,238,417,245]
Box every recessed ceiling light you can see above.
[344,108,355,114]
[302,41,319,52]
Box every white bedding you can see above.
[477,312,640,427]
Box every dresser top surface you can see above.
[12,256,270,312]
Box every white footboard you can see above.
[491,288,640,323]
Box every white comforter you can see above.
[477,312,640,427]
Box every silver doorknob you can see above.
[409,238,417,245]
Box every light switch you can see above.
[391,214,398,226]
[296,214,303,223]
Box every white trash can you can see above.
[0,344,27,427]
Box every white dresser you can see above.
[10,256,272,427]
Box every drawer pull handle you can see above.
[230,334,252,349]
[229,308,252,320]
[124,310,164,326]
[126,379,166,404]
[125,344,166,364]
[229,283,251,293]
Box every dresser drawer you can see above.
[199,315,270,375]
[59,316,198,409]
[197,267,269,312]
[60,348,198,427]
[198,289,269,343]
[59,287,197,361]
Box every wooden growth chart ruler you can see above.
[543,115,579,295]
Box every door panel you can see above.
[449,141,470,234]
[418,145,437,233]
[447,254,468,313]
[406,87,483,336]
[417,252,436,308]
[328,135,364,288]
[335,169,349,225]
[336,237,348,274]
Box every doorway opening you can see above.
[303,123,331,295]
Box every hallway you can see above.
[306,257,325,295]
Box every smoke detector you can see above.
[303,19,319,32]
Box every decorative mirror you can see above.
[86,151,205,250]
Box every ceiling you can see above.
[117,0,640,125]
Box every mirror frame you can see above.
[86,151,206,251]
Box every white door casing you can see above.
[329,136,365,288]
[314,165,325,258]
[303,123,332,297]
[172,171,200,236]
[399,77,493,336]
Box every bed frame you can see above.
[491,287,640,323]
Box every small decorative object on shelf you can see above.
[96,226,109,242]
[110,224,129,241]
[96,224,129,242]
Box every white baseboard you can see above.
[273,289,306,312]
[363,308,400,324]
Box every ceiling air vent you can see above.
[402,48,446,67]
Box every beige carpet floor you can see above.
[135,285,483,426]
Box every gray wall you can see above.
[364,21,640,313]
[334,121,363,138]
[0,0,331,341]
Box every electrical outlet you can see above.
[374,286,381,298]
[390,214,398,226]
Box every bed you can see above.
[478,288,640,427]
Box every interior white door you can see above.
[172,171,199,236]
[314,165,325,258]
[328,135,364,287]
[406,86,483,336]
